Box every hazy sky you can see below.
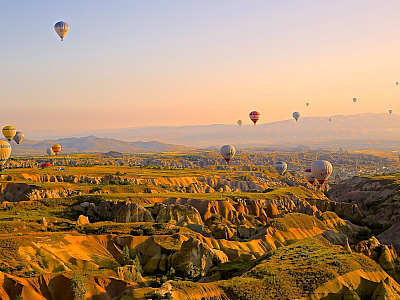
[1,1,400,139]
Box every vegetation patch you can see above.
[218,237,382,300]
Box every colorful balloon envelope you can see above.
[249,111,260,125]
[293,112,300,122]
[311,160,333,184]
[274,161,287,175]
[237,120,242,126]
[304,168,316,184]
[220,145,236,164]
[0,140,11,170]
[52,144,62,155]
[2,126,16,142]
[40,163,52,168]
[13,132,24,145]
[54,21,69,41]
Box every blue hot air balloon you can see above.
[54,21,69,41]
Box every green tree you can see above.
[133,255,142,275]
[71,272,88,300]
[123,245,132,266]
[166,267,175,280]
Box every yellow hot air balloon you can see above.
[2,126,16,142]
[52,144,62,155]
[0,141,11,170]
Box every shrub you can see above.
[0,266,10,273]
[167,267,175,280]
[330,260,342,267]
[130,228,144,236]
[143,227,155,236]
[212,255,222,266]
[71,273,89,300]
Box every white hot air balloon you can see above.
[306,103,309,106]
[353,98,357,103]
[293,112,300,122]
[46,147,54,156]
[237,120,242,126]
[220,145,236,164]
[274,161,287,175]
[304,168,316,184]
[311,160,333,184]
[389,110,393,114]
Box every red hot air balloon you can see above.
[40,163,52,168]
[249,111,260,125]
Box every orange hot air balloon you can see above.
[52,144,62,155]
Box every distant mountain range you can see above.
[12,113,400,154]
[11,136,191,155]
[77,113,400,149]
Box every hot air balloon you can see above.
[2,126,16,142]
[40,163,52,168]
[311,160,333,184]
[389,110,393,114]
[304,168,316,184]
[306,103,309,106]
[54,21,69,41]
[396,82,398,86]
[46,148,54,156]
[13,132,24,145]
[274,161,287,175]
[329,118,332,122]
[293,112,300,122]
[220,145,236,164]
[353,98,357,103]
[249,111,260,125]
[52,144,62,155]
[237,120,242,126]
[0,141,11,170]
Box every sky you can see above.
[1,0,400,139]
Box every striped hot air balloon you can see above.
[0,141,11,170]
[2,126,16,142]
[54,21,69,41]
[249,111,260,125]
[52,144,62,155]
[304,168,316,184]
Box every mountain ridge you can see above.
[10,135,192,155]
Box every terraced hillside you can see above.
[0,155,397,299]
